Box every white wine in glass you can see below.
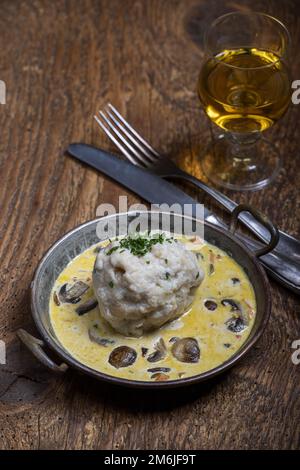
[198,12,291,191]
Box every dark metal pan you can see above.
[17,206,278,388]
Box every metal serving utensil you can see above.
[94,103,300,263]
[68,143,300,294]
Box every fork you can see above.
[94,103,300,261]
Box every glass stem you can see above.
[227,132,261,171]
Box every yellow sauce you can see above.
[49,238,256,382]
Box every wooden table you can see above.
[0,0,299,450]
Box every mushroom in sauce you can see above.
[76,297,98,315]
[58,281,89,304]
[108,346,137,368]
[204,299,218,311]
[225,316,246,333]
[171,337,200,363]
[221,298,240,311]
[147,367,171,373]
[147,338,167,363]
[222,299,250,333]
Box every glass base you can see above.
[201,134,282,191]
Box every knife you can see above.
[67,143,300,295]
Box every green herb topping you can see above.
[106,233,173,257]
[106,246,119,256]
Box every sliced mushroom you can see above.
[208,250,215,275]
[222,298,250,327]
[208,263,214,276]
[109,346,137,368]
[147,367,171,373]
[171,337,200,363]
[204,299,218,311]
[58,281,89,304]
[169,336,179,344]
[221,299,240,311]
[147,338,167,363]
[225,316,246,333]
[88,327,115,347]
[76,298,98,315]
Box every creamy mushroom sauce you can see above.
[49,236,256,382]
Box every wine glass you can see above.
[198,12,291,191]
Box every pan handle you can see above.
[17,329,68,373]
[230,204,279,258]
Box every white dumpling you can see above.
[93,235,204,337]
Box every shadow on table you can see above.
[69,370,228,412]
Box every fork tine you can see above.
[105,106,157,164]
[94,115,142,167]
[108,103,160,158]
[98,110,152,168]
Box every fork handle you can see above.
[166,170,300,261]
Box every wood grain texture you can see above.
[0,0,299,450]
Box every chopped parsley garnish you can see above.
[106,233,173,257]
[165,259,168,264]
[196,272,200,279]
[165,272,170,280]
[106,246,119,256]
[108,281,114,288]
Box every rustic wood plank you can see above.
[0,0,299,450]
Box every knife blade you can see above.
[67,143,300,294]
